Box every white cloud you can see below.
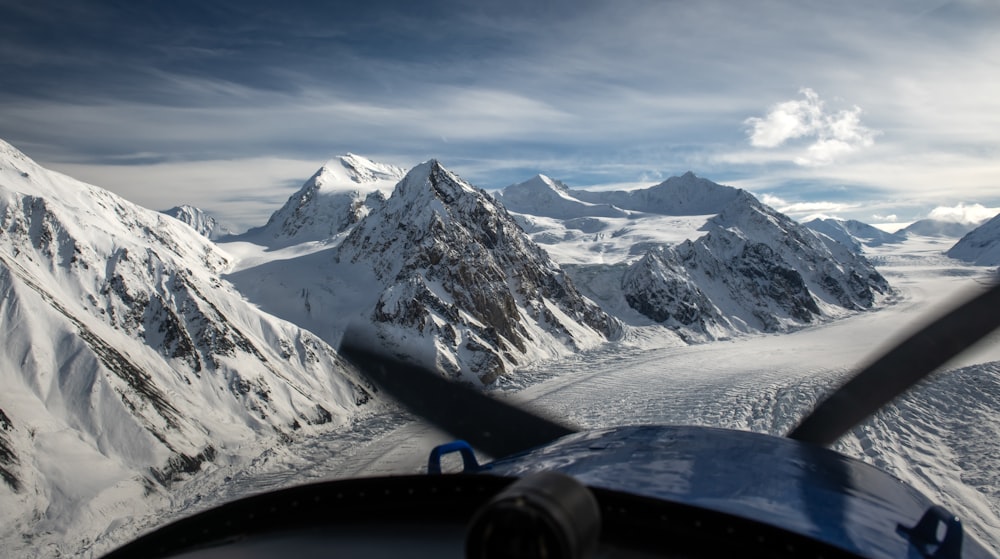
[927,202,1000,224]
[758,193,860,216]
[48,157,330,231]
[746,89,824,148]
[872,213,899,223]
[745,88,879,166]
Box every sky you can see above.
[1,0,998,231]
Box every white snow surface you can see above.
[33,235,996,558]
[244,153,406,246]
[902,218,983,238]
[160,205,234,240]
[0,139,380,558]
[496,171,743,266]
[496,174,631,220]
[228,160,616,383]
[948,213,1000,265]
[804,217,905,251]
[2,141,999,556]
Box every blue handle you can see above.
[427,440,480,474]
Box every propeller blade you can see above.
[339,341,577,459]
[789,281,1000,446]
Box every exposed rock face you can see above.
[621,248,724,330]
[337,160,618,383]
[621,191,890,338]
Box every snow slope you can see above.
[804,217,905,251]
[245,153,405,246]
[0,139,378,557]
[496,174,630,219]
[901,218,983,238]
[228,160,618,384]
[160,205,234,240]
[574,171,743,215]
[947,213,1000,265]
[4,140,993,557]
[154,235,1000,555]
[498,174,890,340]
[619,192,890,338]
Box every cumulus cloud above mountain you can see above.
[745,88,879,166]
[928,202,1000,224]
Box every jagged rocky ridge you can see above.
[227,159,618,384]
[620,191,890,338]
[0,140,375,550]
[334,161,619,383]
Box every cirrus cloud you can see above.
[745,88,879,166]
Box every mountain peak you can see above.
[497,174,627,219]
[528,174,569,192]
[395,159,478,207]
[315,153,406,190]
[249,154,405,244]
[0,138,26,160]
[570,172,742,216]
[336,162,617,382]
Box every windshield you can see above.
[1,1,999,557]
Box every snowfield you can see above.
[80,235,1000,557]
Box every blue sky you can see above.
[1,0,998,230]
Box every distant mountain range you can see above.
[802,216,991,254]
[803,217,904,251]
[497,172,888,340]
[2,138,995,555]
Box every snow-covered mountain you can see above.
[0,140,375,555]
[161,204,233,239]
[342,161,618,382]
[495,174,732,266]
[229,160,619,385]
[0,141,903,555]
[803,217,904,251]
[496,174,630,219]
[946,213,1000,265]
[900,218,982,238]
[621,192,889,338]
[497,173,890,340]
[247,154,405,245]
[573,171,743,215]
